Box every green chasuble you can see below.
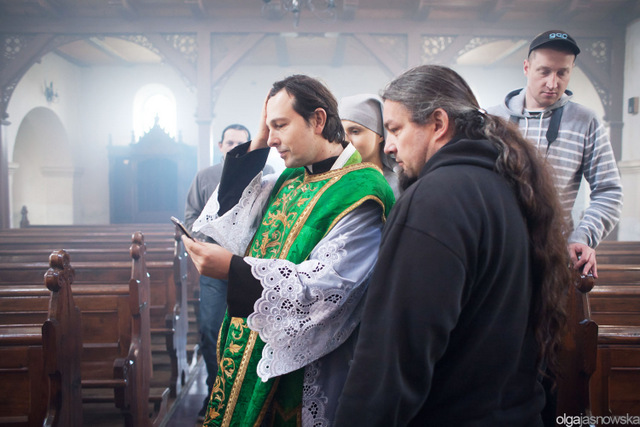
[204,150,394,427]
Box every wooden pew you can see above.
[595,241,640,265]
[0,231,190,399]
[0,246,174,263]
[0,249,83,426]
[555,272,598,418]
[0,236,168,426]
[578,246,640,419]
[0,224,195,390]
[587,274,640,418]
[593,264,640,285]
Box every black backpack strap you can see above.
[545,105,564,149]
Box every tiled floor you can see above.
[162,358,209,427]
[81,357,209,426]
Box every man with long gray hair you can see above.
[334,65,571,426]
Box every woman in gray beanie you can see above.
[339,93,400,197]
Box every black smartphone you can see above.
[170,216,194,240]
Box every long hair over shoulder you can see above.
[382,64,571,375]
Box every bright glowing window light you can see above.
[133,84,177,140]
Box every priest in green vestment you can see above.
[183,74,395,427]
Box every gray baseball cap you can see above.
[529,30,580,56]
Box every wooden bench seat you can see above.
[0,246,175,263]
[0,250,83,426]
[586,257,640,418]
[589,285,640,327]
[0,226,196,399]
[0,236,168,426]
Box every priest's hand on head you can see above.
[250,91,271,152]
[181,236,232,280]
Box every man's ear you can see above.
[218,141,223,148]
[431,108,452,142]
[312,108,327,134]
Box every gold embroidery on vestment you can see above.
[302,162,373,183]
[280,176,338,257]
[328,196,387,231]
[269,401,303,426]
[222,327,258,427]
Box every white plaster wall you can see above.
[6,52,197,225]
[7,54,81,226]
[6,54,82,162]
[617,18,640,240]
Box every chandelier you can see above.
[262,0,337,28]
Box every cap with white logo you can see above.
[528,30,580,56]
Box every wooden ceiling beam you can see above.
[145,33,197,86]
[429,34,473,65]
[275,35,289,67]
[0,16,622,38]
[120,0,139,19]
[331,34,346,67]
[52,48,90,67]
[87,37,132,65]
[568,0,592,13]
[612,0,640,24]
[555,0,591,23]
[262,1,286,21]
[575,44,610,97]
[0,34,57,88]
[37,0,64,17]
[480,0,516,22]
[488,38,527,66]
[341,0,358,21]
[413,0,431,21]
[353,33,404,77]
[211,33,265,83]
[183,0,210,19]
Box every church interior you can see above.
[0,0,639,425]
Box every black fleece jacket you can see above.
[334,137,545,426]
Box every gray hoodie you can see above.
[487,88,623,247]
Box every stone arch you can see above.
[11,106,73,226]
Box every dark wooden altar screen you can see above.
[108,123,196,224]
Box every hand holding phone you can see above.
[170,216,194,240]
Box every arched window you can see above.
[133,84,177,140]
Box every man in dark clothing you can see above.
[334,65,572,426]
[183,123,252,421]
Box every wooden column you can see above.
[407,30,422,69]
[0,110,9,229]
[608,29,625,163]
[606,29,626,241]
[196,30,213,169]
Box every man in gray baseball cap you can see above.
[487,32,623,422]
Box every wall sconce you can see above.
[628,97,639,115]
[44,80,58,103]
